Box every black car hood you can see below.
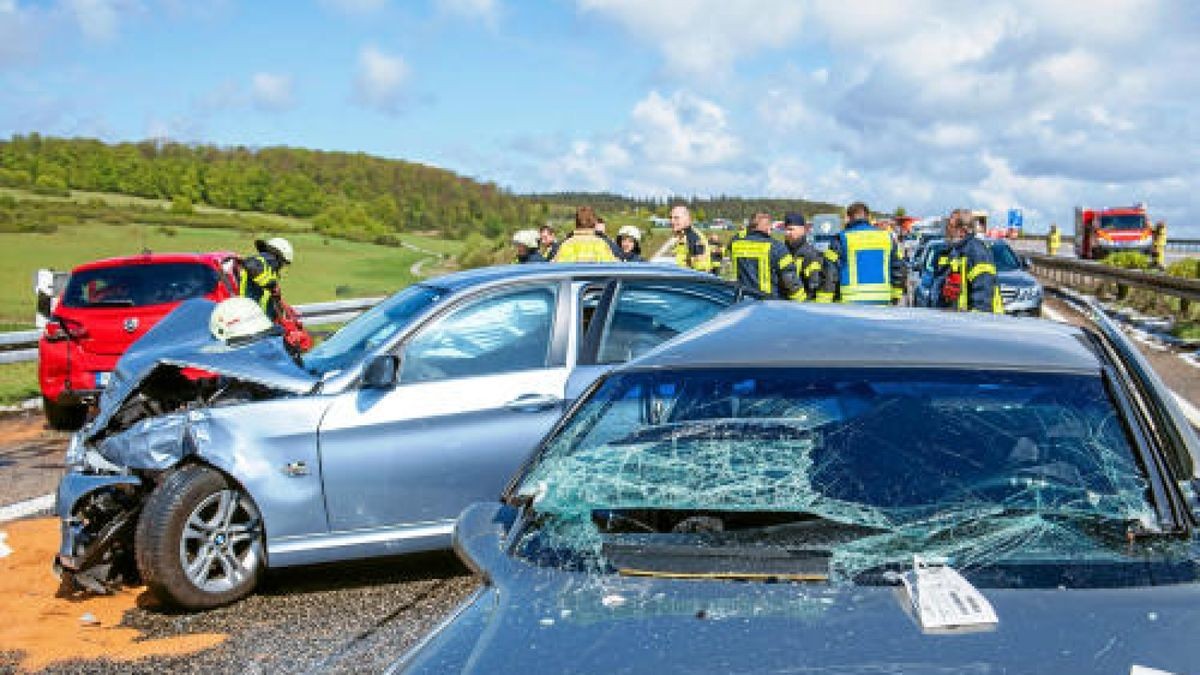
[82,298,319,442]
[414,567,1200,674]
[403,505,1200,674]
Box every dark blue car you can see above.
[395,301,1200,674]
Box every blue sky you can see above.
[1,0,1197,233]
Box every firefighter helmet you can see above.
[511,229,539,248]
[617,225,642,242]
[209,297,273,342]
[255,237,294,264]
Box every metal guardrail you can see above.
[0,296,383,365]
[1016,234,1200,253]
[1027,254,1200,307]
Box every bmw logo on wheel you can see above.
[123,317,139,333]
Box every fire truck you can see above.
[1073,204,1153,260]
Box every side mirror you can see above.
[362,355,399,388]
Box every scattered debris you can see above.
[0,532,10,558]
[79,612,100,627]
[601,594,627,608]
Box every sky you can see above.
[0,0,1197,233]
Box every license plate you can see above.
[95,372,110,387]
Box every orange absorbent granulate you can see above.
[0,517,226,671]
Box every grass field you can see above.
[0,223,451,324]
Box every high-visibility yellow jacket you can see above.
[941,234,1003,313]
[673,227,710,271]
[816,221,904,304]
[553,230,619,263]
[239,253,281,319]
[730,230,801,298]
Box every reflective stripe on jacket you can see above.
[553,231,618,263]
[785,239,823,302]
[674,227,711,270]
[819,222,902,305]
[238,253,280,318]
[730,230,800,298]
[946,235,1003,313]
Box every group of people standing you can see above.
[511,206,643,264]
[515,201,1003,314]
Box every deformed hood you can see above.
[83,298,319,441]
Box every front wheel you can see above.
[135,465,265,610]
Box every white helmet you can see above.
[210,297,274,342]
[617,225,642,242]
[511,229,539,248]
[256,237,294,264]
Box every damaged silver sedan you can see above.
[54,264,750,609]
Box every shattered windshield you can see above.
[518,367,1179,584]
[302,284,445,375]
[991,243,1022,272]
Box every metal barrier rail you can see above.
[1016,234,1200,252]
[0,296,384,365]
[1027,254,1200,307]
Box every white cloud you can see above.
[250,72,295,112]
[532,89,751,196]
[436,0,499,27]
[353,44,410,115]
[319,0,387,14]
[63,0,128,42]
[578,0,805,77]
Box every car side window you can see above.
[399,284,558,384]
[596,282,734,365]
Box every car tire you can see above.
[43,396,87,431]
[135,464,265,610]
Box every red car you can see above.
[39,251,238,429]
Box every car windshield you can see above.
[991,243,1022,272]
[516,367,1180,586]
[302,284,445,375]
[1100,214,1146,230]
[62,263,219,308]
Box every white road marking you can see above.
[0,493,55,523]
[1171,392,1200,430]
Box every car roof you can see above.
[627,302,1101,374]
[72,251,235,272]
[422,263,719,292]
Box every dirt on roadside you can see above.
[0,518,227,672]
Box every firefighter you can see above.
[615,225,644,262]
[240,237,292,320]
[671,205,711,271]
[553,207,618,263]
[708,233,724,276]
[538,225,559,261]
[1047,223,1061,256]
[1153,220,1167,269]
[816,202,904,304]
[782,213,822,301]
[938,209,1003,314]
[512,229,546,263]
[731,211,801,298]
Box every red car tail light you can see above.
[44,318,89,342]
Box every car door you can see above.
[566,279,740,401]
[317,280,570,533]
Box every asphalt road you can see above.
[1009,238,1198,264]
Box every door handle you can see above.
[504,393,561,412]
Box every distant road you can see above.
[1010,239,1197,264]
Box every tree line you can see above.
[0,135,852,249]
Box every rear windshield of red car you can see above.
[61,263,221,308]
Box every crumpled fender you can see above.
[55,472,143,520]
